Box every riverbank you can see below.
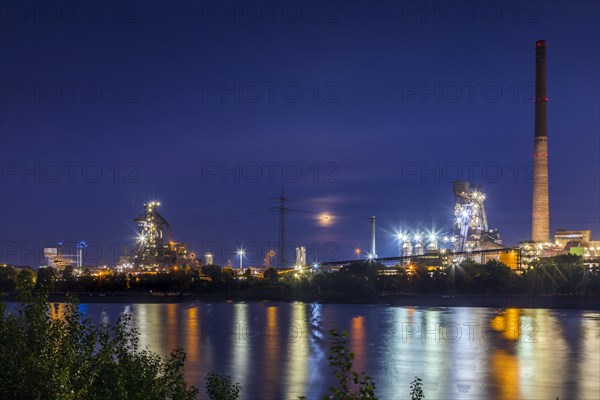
[2,291,599,309]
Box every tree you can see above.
[323,329,377,399]
[263,267,279,284]
[0,265,18,292]
[35,267,56,291]
[16,268,35,292]
[410,376,425,400]
[0,290,199,400]
[341,261,380,282]
[205,373,241,400]
[243,268,253,282]
[58,265,76,291]
[473,260,513,294]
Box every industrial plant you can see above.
[36,40,598,274]
[130,201,197,270]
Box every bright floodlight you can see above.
[237,249,245,256]
[367,253,374,260]
[428,232,438,242]
[414,233,422,242]
[137,233,147,243]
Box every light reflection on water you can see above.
[41,303,600,399]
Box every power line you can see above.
[269,186,290,269]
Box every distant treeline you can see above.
[1,255,599,301]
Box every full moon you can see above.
[319,214,332,225]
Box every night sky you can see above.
[1,0,598,267]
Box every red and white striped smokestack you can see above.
[532,39,550,243]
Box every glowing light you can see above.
[237,249,245,270]
[319,213,333,225]
[137,234,147,243]
[396,231,408,242]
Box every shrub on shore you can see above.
[0,291,198,400]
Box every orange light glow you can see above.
[319,213,333,225]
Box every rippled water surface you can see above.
[49,302,600,399]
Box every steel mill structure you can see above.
[452,181,502,252]
[532,39,550,243]
[133,201,195,269]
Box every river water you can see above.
[51,302,599,399]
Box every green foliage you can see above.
[205,373,241,400]
[453,260,514,294]
[202,264,223,280]
[263,267,279,284]
[323,329,377,400]
[0,290,198,400]
[16,268,35,292]
[59,265,77,291]
[341,261,380,281]
[410,376,425,400]
[35,267,56,291]
[3,255,596,301]
[243,268,253,282]
[0,266,18,292]
[521,254,589,294]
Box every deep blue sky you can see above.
[1,0,598,267]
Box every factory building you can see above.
[43,241,88,270]
[554,229,592,248]
[553,229,600,259]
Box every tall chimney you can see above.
[532,39,550,243]
[370,216,377,257]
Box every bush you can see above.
[410,376,425,400]
[205,373,241,400]
[0,290,198,400]
[323,329,377,399]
